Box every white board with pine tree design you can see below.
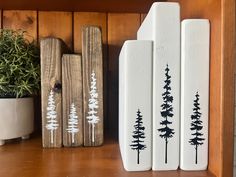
[41,38,68,148]
[137,2,180,170]
[119,40,152,171]
[62,54,83,147]
[82,26,103,146]
[180,19,210,170]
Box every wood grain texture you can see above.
[0,136,216,177]
[0,10,1,28]
[62,54,83,147]
[82,26,103,146]
[107,13,140,139]
[2,10,37,42]
[73,12,108,132]
[38,11,72,50]
[140,13,147,23]
[0,0,158,13]
[221,0,235,176]
[73,12,107,53]
[41,38,67,148]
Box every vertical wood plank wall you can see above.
[0,10,143,137]
[38,12,73,50]
[107,13,140,137]
[233,4,236,177]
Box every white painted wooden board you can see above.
[180,19,210,171]
[119,40,152,171]
[137,2,180,170]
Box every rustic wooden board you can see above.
[38,11,72,50]
[41,38,67,148]
[62,54,83,147]
[73,12,107,53]
[82,26,103,146]
[107,13,140,139]
[2,10,37,42]
[73,12,108,132]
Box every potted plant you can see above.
[0,29,40,145]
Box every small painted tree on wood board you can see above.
[46,90,59,144]
[189,92,205,164]
[158,64,175,164]
[130,109,146,164]
[87,70,99,143]
[67,103,79,144]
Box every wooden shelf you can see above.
[0,0,234,177]
[0,0,158,13]
[0,136,216,177]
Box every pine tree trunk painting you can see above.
[130,109,147,164]
[158,64,175,164]
[46,90,59,144]
[195,145,198,164]
[92,124,95,143]
[189,92,205,164]
[86,70,99,143]
[50,130,53,144]
[66,103,79,144]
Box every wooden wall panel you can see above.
[2,10,37,42]
[0,10,1,28]
[73,12,107,53]
[38,11,72,50]
[140,13,147,23]
[107,13,140,138]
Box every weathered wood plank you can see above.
[62,54,83,147]
[74,12,107,53]
[41,38,67,148]
[73,12,108,132]
[38,11,72,50]
[107,13,140,139]
[82,26,103,146]
[2,10,37,42]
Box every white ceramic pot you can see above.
[0,97,34,145]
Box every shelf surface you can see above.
[0,136,216,177]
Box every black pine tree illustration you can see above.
[158,64,175,164]
[189,92,205,164]
[130,109,146,164]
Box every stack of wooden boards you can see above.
[119,2,210,171]
[41,26,104,148]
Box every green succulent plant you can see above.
[0,29,40,98]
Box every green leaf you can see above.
[0,29,40,98]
